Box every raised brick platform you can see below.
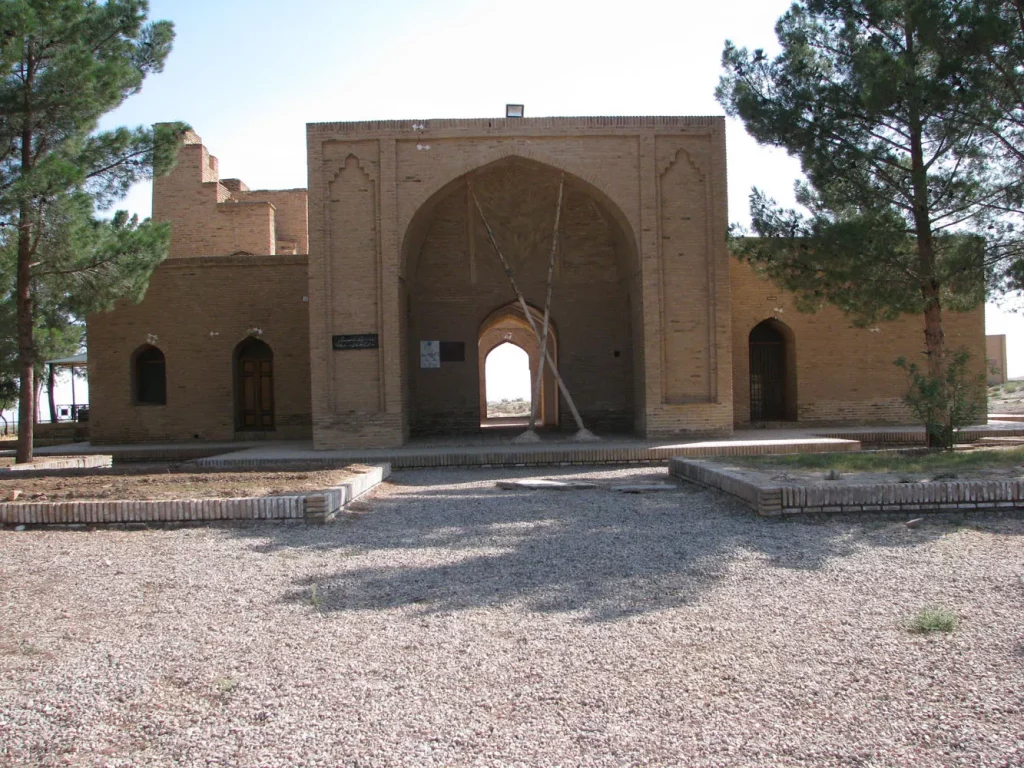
[670,457,1024,516]
[1,464,389,527]
[2,455,111,472]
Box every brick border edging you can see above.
[2,455,112,473]
[813,426,1024,444]
[0,463,390,527]
[989,414,1024,423]
[670,457,1024,516]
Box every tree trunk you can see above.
[906,21,945,448]
[15,201,35,464]
[16,42,35,464]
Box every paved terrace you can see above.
[3,421,1024,468]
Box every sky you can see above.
[24,0,1024,418]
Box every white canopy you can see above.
[45,353,88,367]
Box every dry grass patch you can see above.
[989,380,1024,414]
[728,446,1024,485]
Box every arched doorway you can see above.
[401,156,639,436]
[483,342,531,422]
[477,302,558,428]
[234,338,274,430]
[749,319,796,422]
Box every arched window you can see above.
[133,345,166,405]
[234,337,275,430]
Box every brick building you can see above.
[85,117,985,448]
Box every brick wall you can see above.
[154,130,307,260]
[86,119,990,449]
[86,255,312,443]
[306,116,732,447]
[729,259,986,425]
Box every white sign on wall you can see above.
[420,340,440,369]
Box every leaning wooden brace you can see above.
[470,181,598,441]
[524,174,564,439]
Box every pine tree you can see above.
[716,0,1021,446]
[0,1,185,463]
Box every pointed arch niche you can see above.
[478,303,558,428]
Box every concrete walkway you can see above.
[4,420,1022,468]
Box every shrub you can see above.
[895,349,986,451]
[907,607,958,634]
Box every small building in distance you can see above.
[86,117,986,448]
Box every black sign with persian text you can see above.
[332,334,379,350]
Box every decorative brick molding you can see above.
[670,457,1024,516]
[0,464,390,527]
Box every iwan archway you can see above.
[305,116,733,449]
[400,155,641,437]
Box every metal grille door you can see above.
[749,324,786,421]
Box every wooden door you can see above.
[236,341,274,430]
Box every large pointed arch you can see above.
[400,156,641,436]
[401,155,639,285]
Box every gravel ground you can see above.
[990,389,1024,414]
[1,466,1022,767]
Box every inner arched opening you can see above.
[478,302,558,429]
[484,343,531,423]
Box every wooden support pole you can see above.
[528,173,564,433]
[470,183,597,440]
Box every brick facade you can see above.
[729,259,985,425]
[84,119,987,448]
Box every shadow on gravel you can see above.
[229,466,982,623]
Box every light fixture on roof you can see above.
[506,104,524,118]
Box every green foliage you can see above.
[716,0,1011,324]
[0,0,187,460]
[733,445,1024,474]
[906,607,958,634]
[989,380,1024,396]
[895,349,987,451]
[0,375,16,413]
[0,194,170,380]
[945,0,1024,294]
